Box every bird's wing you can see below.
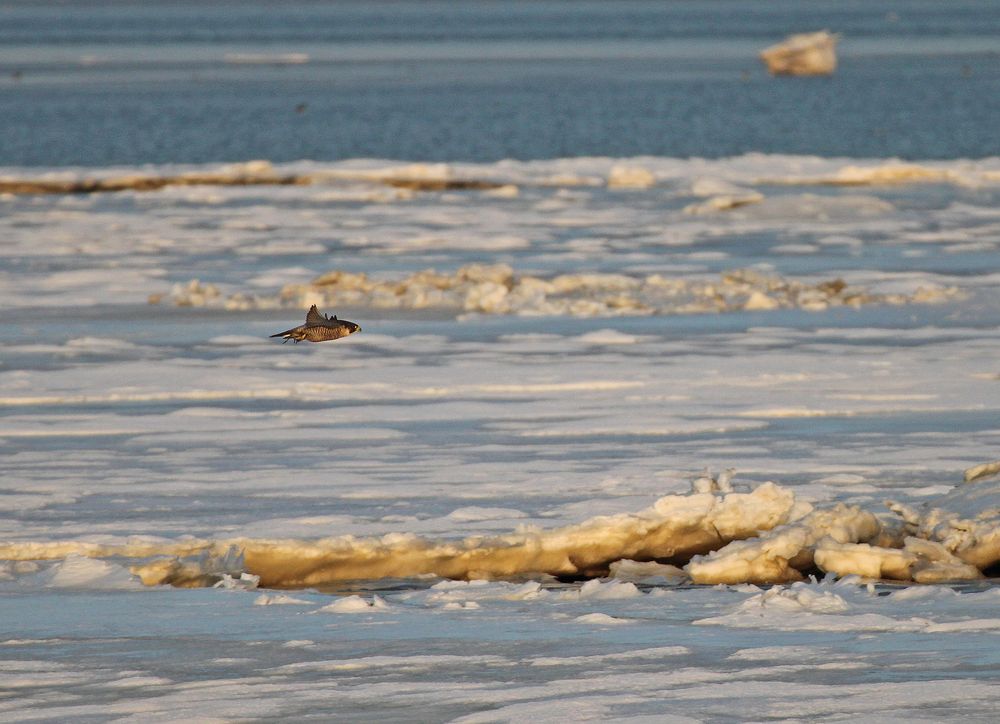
[305,305,325,325]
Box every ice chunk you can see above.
[689,467,737,494]
[688,177,754,197]
[964,460,1000,483]
[902,537,983,583]
[123,482,804,588]
[887,479,1000,573]
[608,559,685,583]
[573,612,631,625]
[172,265,959,318]
[683,192,764,215]
[40,555,141,590]
[607,165,656,189]
[760,31,838,76]
[315,594,390,613]
[483,184,519,198]
[736,585,850,615]
[833,164,954,186]
[574,329,640,346]
[441,600,481,610]
[743,290,781,311]
[131,545,248,588]
[685,504,878,585]
[446,507,528,522]
[568,579,641,601]
[254,593,312,606]
[813,540,917,581]
[213,572,260,590]
[14,477,1000,590]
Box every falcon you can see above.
[270,305,361,343]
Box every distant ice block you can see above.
[760,31,838,76]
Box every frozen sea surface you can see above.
[2,155,1000,720]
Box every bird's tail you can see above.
[270,329,299,341]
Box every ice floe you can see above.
[5,469,1000,589]
[165,265,959,318]
[2,151,1000,720]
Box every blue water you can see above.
[1,0,998,166]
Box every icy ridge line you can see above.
[3,157,1000,195]
[2,464,998,589]
[162,266,959,318]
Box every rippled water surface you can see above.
[1,0,999,164]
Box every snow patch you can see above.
[573,612,632,625]
[39,556,142,590]
[315,595,391,614]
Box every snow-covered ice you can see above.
[2,154,1000,720]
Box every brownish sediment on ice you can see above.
[0,171,308,195]
[3,158,991,196]
[0,163,503,196]
[380,178,504,191]
[0,174,505,195]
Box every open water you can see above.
[1,0,999,165]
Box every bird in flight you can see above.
[270,305,361,343]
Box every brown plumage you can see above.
[270,305,361,343]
